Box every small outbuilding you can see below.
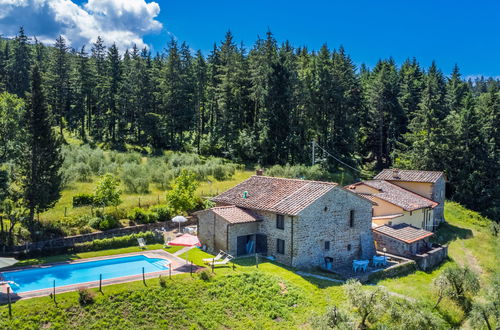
[372,223,433,257]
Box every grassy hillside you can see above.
[1,202,497,329]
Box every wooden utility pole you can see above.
[311,140,315,166]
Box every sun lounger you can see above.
[208,254,234,266]
[203,250,226,264]
[137,237,147,249]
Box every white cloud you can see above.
[0,0,162,50]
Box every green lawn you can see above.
[1,201,497,329]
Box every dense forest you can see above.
[0,27,498,223]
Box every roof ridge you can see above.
[365,180,439,206]
[252,175,338,186]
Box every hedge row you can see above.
[73,231,162,253]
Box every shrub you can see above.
[147,211,159,223]
[73,193,95,207]
[149,204,171,222]
[88,216,103,230]
[128,207,150,224]
[159,275,166,288]
[197,269,214,282]
[98,215,120,231]
[79,225,93,234]
[78,287,95,306]
[87,214,119,231]
[73,231,160,252]
[93,174,122,207]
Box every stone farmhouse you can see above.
[196,175,375,269]
[346,180,438,231]
[373,169,446,229]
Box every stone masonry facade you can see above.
[197,186,375,269]
[293,187,374,268]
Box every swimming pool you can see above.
[1,255,170,293]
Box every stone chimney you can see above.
[256,169,264,176]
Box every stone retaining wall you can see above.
[1,217,197,255]
[414,245,448,271]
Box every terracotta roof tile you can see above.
[211,206,262,224]
[374,169,444,183]
[211,175,338,215]
[373,223,434,243]
[348,180,438,211]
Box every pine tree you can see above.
[446,64,468,113]
[193,50,208,153]
[399,58,423,122]
[9,27,31,97]
[73,46,93,140]
[90,36,107,140]
[0,43,6,92]
[106,43,122,145]
[365,59,405,169]
[260,43,295,165]
[18,65,63,239]
[48,35,71,137]
[396,61,448,170]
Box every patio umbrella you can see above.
[168,233,201,247]
[172,215,188,233]
[0,257,17,269]
[168,233,201,263]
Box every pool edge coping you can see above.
[0,249,202,301]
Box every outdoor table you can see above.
[373,256,387,267]
[352,260,369,272]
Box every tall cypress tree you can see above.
[19,65,63,239]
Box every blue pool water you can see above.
[1,255,169,293]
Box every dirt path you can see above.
[460,242,482,275]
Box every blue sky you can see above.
[146,0,499,77]
[1,0,499,77]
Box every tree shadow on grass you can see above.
[432,223,473,246]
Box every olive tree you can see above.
[432,265,480,312]
[344,279,389,329]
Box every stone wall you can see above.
[293,187,374,269]
[2,218,196,254]
[255,210,294,265]
[196,210,216,252]
[372,230,430,258]
[367,259,417,282]
[415,245,448,271]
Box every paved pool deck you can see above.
[0,249,201,302]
